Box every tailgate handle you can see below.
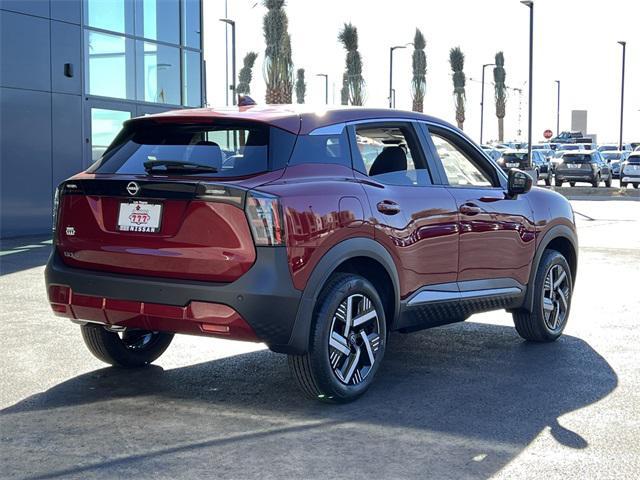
[377,200,401,215]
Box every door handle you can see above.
[459,203,482,215]
[377,200,401,215]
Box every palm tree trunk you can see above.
[498,117,504,142]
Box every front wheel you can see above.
[569,182,576,187]
[605,175,612,187]
[591,174,600,188]
[513,249,573,342]
[289,273,387,403]
[555,180,563,187]
[81,324,174,367]
[545,174,552,186]
[621,181,627,188]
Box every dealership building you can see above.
[0,0,204,238]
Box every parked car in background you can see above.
[498,149,552,185]
[599,143,632,152]
[620,151,640,188]
[601,151,630,178]
[482,145,503,162]
[555,150,612,187]
[44,105,579,403]
[633,145,640,152]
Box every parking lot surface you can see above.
[1,198,639,480]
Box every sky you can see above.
[204,0,639,144]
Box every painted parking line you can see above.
[0,249,30,257]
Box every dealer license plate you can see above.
[117,201,162,233]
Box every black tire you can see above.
[545,175,552,186]
[591,174,600,188]
[621,181,627,188]
[569,182,575,187]
[513,249,573,342]
[288,273,387,403]
[634,184,639,189]
[555,180,563,187]
[605,175,612,188]
[81,324,174,367]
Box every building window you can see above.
[182,0,201,49]
[85,0,133,34]
[135,0,180,44]
[183,50,202,107]
[86,30,135,100]
[136,41,180,105]
[90,108,131,162]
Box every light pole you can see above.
[480,63,495,145]
[219,18,236,105]
[555,80,560,137]
[521,1,534,171]
[618,41,626,150]
[316,73,328,105]
[389,44,410,108]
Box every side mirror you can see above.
[507,168,532,197]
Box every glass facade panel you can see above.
[182,0,201,48]
[90,108,131,162]
[135,0,180,44]
[86,30,135,99]
[136,41,181,105]
[183,50,202,107]
[85,0,132,34]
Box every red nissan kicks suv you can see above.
[46,106,578,403]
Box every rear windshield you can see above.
[602,152,622,160]
[89,121,296,177]
[562,154,593,163]
[503,153,528,162]
[628,156,640,164]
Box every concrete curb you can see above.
[540,185,640,200]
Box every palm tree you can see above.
[295,68,306,104]
[338,23,365,106]
[262,0,293,104]
[411,29,427,112]
[493,51,507,142]
[236,52,258,95]
[449,47,466,129]
[340,73,349,105]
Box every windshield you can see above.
[598,145,618,152]
[627,156,640,164]
[602,152,622,160]
[89,121,296,177]
[559,145,580,151]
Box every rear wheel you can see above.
[591,174,600,188]
[569,182,576,187]
[513,249,572,342]
[81,324,173,367]
[621,181,627,188]
[289,273,387,403]
[545,174,552,186]
[555,179,563,187]
[634,184,639,189]
[605,175,612,187]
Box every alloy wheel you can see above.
[542,264,571,331]
[328,294,381,385]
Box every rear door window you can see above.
[351,122,432,186]
[89,121,296,177]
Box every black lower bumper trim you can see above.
[45,248,302,347]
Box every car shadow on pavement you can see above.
[1,322,617,480]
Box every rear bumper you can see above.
[555,171,596,181]
[45,247,302,348]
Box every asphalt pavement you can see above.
[1,198,638,480]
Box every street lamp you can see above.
[555,80,560,137]
[618,41,626,150]
[316,73,328,105]
[389,44,412,108]
[521,0,533,171]
[219,18,236,105]
[480,63,496,145]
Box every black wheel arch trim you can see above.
[272,237,401,355]
[521,224,578,313]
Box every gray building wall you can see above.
[0,0,203,238]
[1,1,82,237]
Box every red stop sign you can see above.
[543,129,553,139]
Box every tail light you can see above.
[245,191,285,246]
[52,184,63,236]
